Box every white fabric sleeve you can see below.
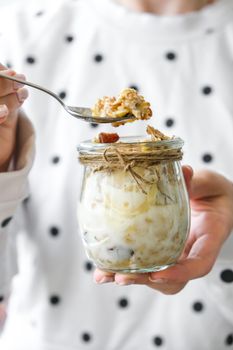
[0,112,35,296]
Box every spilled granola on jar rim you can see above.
[93,125,171,144]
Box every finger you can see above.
[94,269,115,283]
[94,269,186,294]
[182,165,193,194]
[189,170,232,200]
[0,104,9,124]
[114,272,177,286]
[0,69,26,97]
[114,273,186,294]
[115,273,146,285]
[0,88,29,114]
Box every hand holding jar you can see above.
[78,89,233,294]
[94,168,233,295]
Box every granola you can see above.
[93,126,170,145]
[92,88,152,127]
[146,125,171,141]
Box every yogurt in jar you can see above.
[78,162,189,273]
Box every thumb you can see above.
[189,170,232,200]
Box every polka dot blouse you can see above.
[0,0,232,349]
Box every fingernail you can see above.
[17,88,29,102]
[95,276,114,284]
[13,74,26,90]
[149,278,168,284]
[0,104,8,118]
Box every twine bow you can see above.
[102,147,155,194]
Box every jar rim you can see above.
[77,135,184,154]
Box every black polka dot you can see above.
[51,156,61,164]
[23,196,30,205]
[94,54,104,63]
[153,336,163,347]
[165,52,177,61]
[202,153,213,163]
[35,11,44,17]
[26,56,36,64]
[49,226,60,237]
[192,301,204,312]
[49,295,61,305]
[118,297,129,308]
[165,118,175,127]
[65,35,74,43]
[1,217,13,228]
[85,261,93,271]
[202,86,213,95]
[81,332,92,342]
[90,123,99,128]
[0,295,4,302]
[205,28,215,35]
[225,334,233,346]
[129,85,139,92]
[59,91,66,100]
[220,269,233,283]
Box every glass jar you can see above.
[77,136,190,273]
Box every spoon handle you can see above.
[0,73,65,107]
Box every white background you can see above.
[0,0,23,5]
[0,0,52,6]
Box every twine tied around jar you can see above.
[103,147,155,194]
[78,142,183,195]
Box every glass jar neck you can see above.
[77,136,184,155]
[77,136,184,169]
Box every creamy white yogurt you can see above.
[78,166,189,272]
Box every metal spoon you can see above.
[0,73,135,124]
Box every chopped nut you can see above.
[95,132,120,144]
